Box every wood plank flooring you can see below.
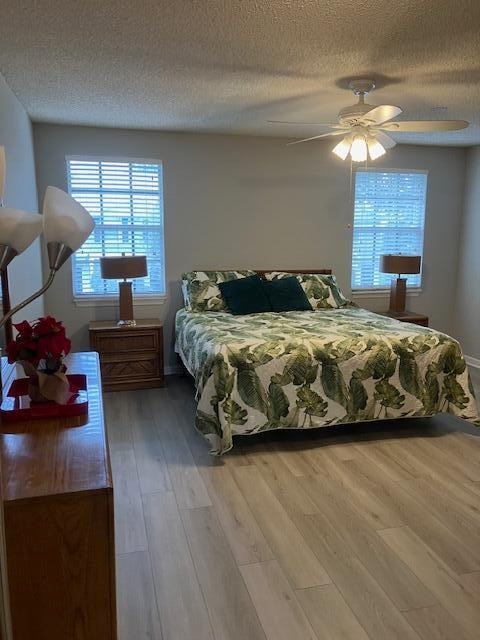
[105,367,480,640]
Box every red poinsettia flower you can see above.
[6,316,71,367]
[34,316,64,337]
[13,320,34,339]
[6,338,38,364]
[37,329,71,360]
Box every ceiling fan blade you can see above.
[268,120,345,128]
[360,105,403,125]
[378,120,469,132]
[373,131,397,149]
[286,131,346,146]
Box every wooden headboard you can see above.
[254,269,332,277]
[195,269,332,278]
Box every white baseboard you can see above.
[465,355,480,369]
[165,364,184,376]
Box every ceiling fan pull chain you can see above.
[349,157,353,204]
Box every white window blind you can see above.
[351,169,427,290]
[67,158,165,298]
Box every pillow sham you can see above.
[262,276,313,312]
[218,275,271,315]
[182,270,256,312]
[264,272,352,309]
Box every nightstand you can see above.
[378,310,429,327]
[89,319,164,391]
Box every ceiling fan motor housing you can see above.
[339,78,378,125]
[338,102,377,125]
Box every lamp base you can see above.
[389,277,407,313]
[118,281,135,324]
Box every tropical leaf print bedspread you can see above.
[175,308,479,454]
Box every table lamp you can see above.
[100,255,147,327]
[380,254,422,313]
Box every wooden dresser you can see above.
[89,319,164,391]
[0,352,117,640]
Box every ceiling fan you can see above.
[268,79,469,162]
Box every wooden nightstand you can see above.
[378,310,429,327]
[89,319,164,391]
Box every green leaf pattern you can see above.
[175,306,479,454]
[182,270,256,312]
[265,272,355,310]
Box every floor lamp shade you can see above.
[100,256,148,325]
[380,254,422,313]
[43,186,95,270]
[0,208,43,269]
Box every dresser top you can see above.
[0,352,112,503]
[89,318,162,331]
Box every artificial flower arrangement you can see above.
[6,316,72,404]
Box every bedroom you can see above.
[0,1,479,639]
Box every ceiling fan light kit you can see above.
[270,78,469,162]
[332,135,352,160]
[350,135,368,162]
[366,136,386,160]
[331,128,386,162]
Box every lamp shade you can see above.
[0,145,5,201]
[0,207,43,253]
[100,255,148,279]
[43,186,95,252]
[380,254,421,275]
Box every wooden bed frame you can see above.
[196,270,333,276]
[254,269,332,277]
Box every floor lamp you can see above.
[0,186,94,331]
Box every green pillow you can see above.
[263,277,313,312]
[265,272,353,309]
[181,270,256,311]
[218,275,271,315]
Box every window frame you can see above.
[350,167,428,294]
[65,155,166,304]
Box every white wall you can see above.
[32,123,466,369]
[454,146,480,360]
[0,74,44,329]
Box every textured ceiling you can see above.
[1,1,480,145]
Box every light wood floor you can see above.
[105,367,480,640]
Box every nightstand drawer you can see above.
[91,329,158,354]
[89,319,164,391]
[99,353,161,382]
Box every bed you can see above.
[175,270,479,454]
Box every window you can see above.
[67,157,165,298]
[351,169,427,290]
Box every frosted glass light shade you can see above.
[332,137,351,160]
[0,207,43,253]
[43,186,94,251]
[350,135,368,162]
[367,137,386,160]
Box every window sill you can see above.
[352,288,422,299]
[73,295,167,308]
